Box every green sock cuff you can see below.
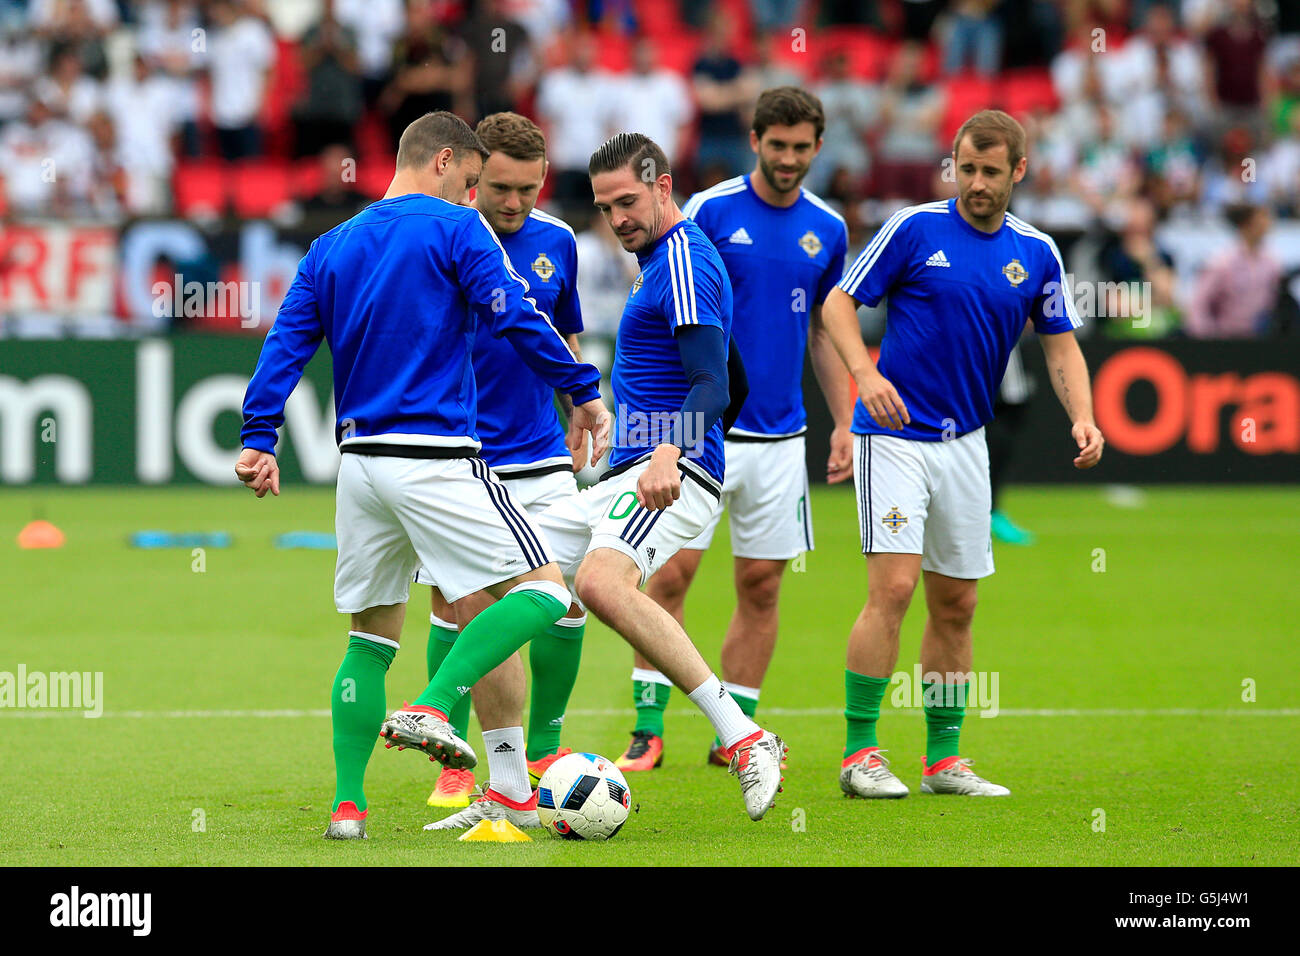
[347,633,396,668]
[545,618,586,639]
[728,689,758,718]
[632,678,671,736]
[844,669,891,757]
[431,622,458,645]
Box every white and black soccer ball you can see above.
[536,752,631,840]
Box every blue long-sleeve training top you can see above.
[240,193,603,457]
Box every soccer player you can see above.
[416,112,591,813]
[615,87,854,772]
[821,110,1104,798]
[424,132,787,827]
[235,111,611,839]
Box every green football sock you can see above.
[844,669,891,758]
[712,688,758,748]
[923,681,968,765]
[331,633,396,813]
[426,619,471,739]
[526,618,585,760]
[632,675,671,736]
[414,587,567,716]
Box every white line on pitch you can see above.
[1,707,1298,720]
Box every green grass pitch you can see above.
[1,484,1296,866]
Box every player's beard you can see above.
[960,179,1013,226]
[758,154,808,195]
[620,204,660,253]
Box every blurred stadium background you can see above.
[2,0,1298,485]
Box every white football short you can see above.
[413,465,579,588]
[536,456,722,588]
[334,453,551,612]
[685,435,812,559]
[853,429,994,580]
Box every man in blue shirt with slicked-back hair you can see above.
[533,132,789,823]
[235,110,611,840]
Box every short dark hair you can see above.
[588,132,670,184]
[1224,203,1263,230]
[396,111,489,171]
[752,87,826,141]
[952,109,1027,168]
[475,112,547,162]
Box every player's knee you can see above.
[575,558,619,616]
[930,587,978,629]
[868,578,918,620]
[736,563,783,612]
[645,560,693,605]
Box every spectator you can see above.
[206,0,276,160]
[943,0,1004,77]
[137,0,203,156]
[30,0,111,78]
[749,0,800,34]
[809,47,876,197]
[103,54,182,215]
[84,109,128,219]
[292,0,363,157]
[1266,108,1300,216]
[1095,196,1179,336]
[34,45,100,124]
[1071,104,1142,216]
[1202,0,1272,141]
[604,38,693,167]
[535,31,615,220]
[692,15,757,184]
[460,0,535,120]
[1271,53,1300,139]
[334,0,405,106]
[752,30,803,93]
[0,24,43,125]
[301,142,371,226]
[1143,107,1203,214]
[1185,203,1281,338]
[380,0,472,151]
[0,96,95,218]
[872,43,944,202]
[1201,125,1271,211]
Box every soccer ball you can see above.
[536,752,631,840]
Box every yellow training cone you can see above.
[457,819,532,842]
[17,520,65,549]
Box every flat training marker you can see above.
[457,820,532,842]
[17,520,64,549]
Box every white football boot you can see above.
[380,708,477,769]
[840,747,909,798]
[920,756,1011,796]
[727,730,786,821]
[324,802,367,839]
[423,787,541,830]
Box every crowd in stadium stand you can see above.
[2,0,1298,337]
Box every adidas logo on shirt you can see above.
[926,249,951,268]
[728,227,753,245]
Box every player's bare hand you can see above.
[565,418,588,472]
[236,447,280,497]
[573,398,612,466]
[1072,422,1104,469]
[638,445,682,510]
[826,424,854,484]
[858,371,910,431]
